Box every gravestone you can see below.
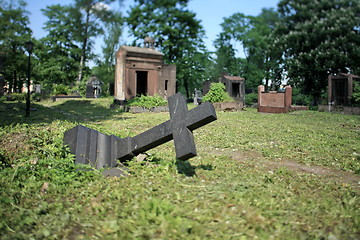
[86,75,102,98]
[34,84,41,94]
[64,93,217,176]
[193,88,202,105]
[85,83,94,98]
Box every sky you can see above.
[27,0,280,57]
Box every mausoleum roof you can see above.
[224,75,245,81]
[336,73,360,79]
[120,46,163,56]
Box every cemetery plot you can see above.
[0,97,359,239]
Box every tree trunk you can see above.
[184,76,189,99]
[18,75,23,93]
[77,9,90,83]
[13,70,17,93]
[77,54,85,83]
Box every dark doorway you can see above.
[333,80,347,105]
[165,80,168,91]
[136,71,148,96]
[231,83,240,98]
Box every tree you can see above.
[275,0,360,100]
[37,0,124,93]
[0,0,32,93]
[176,44,212,97]
[127,0,209,97]
[70,0,123,83]
[37,4,81,89]
[214,9,281,91]
[92,10,123,95]
[213,32,240,81]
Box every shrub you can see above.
[203,83,233,103]
[292,88,312,106]
[127,95,167,109]
[245,93,258,106]
[352,81,360,104]
[7,93,26,102]
[53,84,70,95]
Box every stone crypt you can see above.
[114,37,176,104]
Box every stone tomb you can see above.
[202,74,245,112]
[327,73,360,106]
[220,74,245,103]
[114,37,176,104]
[257,85,308,113]
[64,93,217,176]
[86,75,102,98]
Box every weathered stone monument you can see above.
[114,37,176,104]
[327,73,360,106]
[203,74,245,103]
[193,88,202,105]
[317,73,360,114]
[220,74,245,103]
[202,73,245,112]
[86,75,102,98]
[64,93,217,176]
[257,85,308,113]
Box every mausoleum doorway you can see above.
[136,71,148,96]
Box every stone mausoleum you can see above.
[327,73,360,106]
[114,37,176,103]
[220,74,245,103]
[202,73,245,103]
[317,72,360,114]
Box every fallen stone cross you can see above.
[63,93,217,175]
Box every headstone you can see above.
[64,93,217,175]
[85,83,94,98]
[193,88,202,105]
[34,84,41,94]
[86,75,102,98]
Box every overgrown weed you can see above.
[0,100,359,239]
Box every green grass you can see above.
[0,98,359,239]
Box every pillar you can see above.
[258,85,265,107]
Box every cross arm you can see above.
[116,102,217,161]
[185,102,217,131]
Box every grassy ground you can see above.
[0,98,359,239]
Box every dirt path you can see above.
[210,148,360,192]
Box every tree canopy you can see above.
[0,0,32,93]
[214,8,281,91]
[36,0,124,93]
[275,0,360,99]
[1,0,360,103]
[127,0,208,97]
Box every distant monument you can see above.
[114,37,176,104]
[86,75,102,98]
[317,73,360,114]
[257,85,308,113]
[327,73,360,106]
[220,73,245,103]
[203,73,245,103]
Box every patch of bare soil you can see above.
[0,132,32,164]
[267,160,359,190]
[210,148,360,191]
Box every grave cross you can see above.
[64,93,217,170]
